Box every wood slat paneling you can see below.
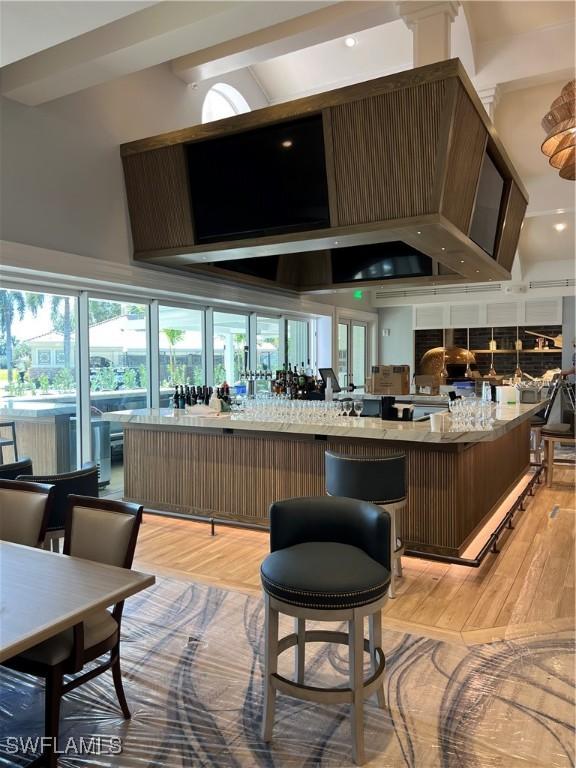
[330,80,447,226]
[495,181,527,272]
[122,144,194,253]
[441,83,487,232]
[123,422,530,557]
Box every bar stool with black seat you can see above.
[260,496,391,766]
[325,451,406,598]
[17,461,99,552]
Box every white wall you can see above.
[378,306,414,374]
[0,63,267,265]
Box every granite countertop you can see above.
[101,401,544,445]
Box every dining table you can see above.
[0,540,155,764]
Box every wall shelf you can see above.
[471,349,561,354]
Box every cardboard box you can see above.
[369,365,410,395]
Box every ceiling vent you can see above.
[374,283,502,300]
[529,279,575,289]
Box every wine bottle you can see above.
[178,385,186,409]
[173,386,180,409]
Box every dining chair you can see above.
[17,462,99,552]
[0,478,54,547]
[2,495,144,768]
[0,456,33,480]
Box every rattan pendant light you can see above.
[541,79,575,180]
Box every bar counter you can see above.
[104,402,543,558]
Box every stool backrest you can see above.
[0,479,54,547]
[17,462,99,531]
[269,496,391,571]
[325,452,406,504]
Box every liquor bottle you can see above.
[305,359,313,377]
[178,385,186,409]
[173,386,180,409]
[298,363,306,388]
[191,386,198,406]
[185,385,191,407]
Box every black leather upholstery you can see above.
[261,497,391,609]
[261,542,390,609]
[17,462,99,531]
[0,457,32,480]
[325,452,406,504]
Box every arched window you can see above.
[201,83,250,124]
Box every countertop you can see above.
[101,401,544,445]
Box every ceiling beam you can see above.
[0,0,337,106]
[171,1,400,85]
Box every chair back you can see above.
[17,462,99,531]
[0,457,33,481]
[64,496,143,569]
[325,451,407,505]
[269,496,391,571]
[0,479,54,547]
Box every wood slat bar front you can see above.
[123,420,530,557]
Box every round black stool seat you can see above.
[261,542,391,610]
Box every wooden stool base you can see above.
[261,592,388,765]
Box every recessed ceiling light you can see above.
[281,139,293,149]
[417,231,422,235]
[554,222,567,232]
[441,247,446,251]
[475,269,480,273]
[460,259,465,263]
[344,36,357,48]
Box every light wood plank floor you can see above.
[133,468,575,646]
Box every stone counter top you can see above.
[101,401,544,445]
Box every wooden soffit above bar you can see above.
[120,58,528,292]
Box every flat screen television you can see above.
[186,115,330,244]
[469,152,506,257]
[330,242,433,283]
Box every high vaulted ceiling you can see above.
[1,0,574,283]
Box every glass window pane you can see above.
[352,324,367,391]
[159,306,204,404]
[213,311,248,386]
[0,289,78,473]
[287,319,309,370]
[337,323,348,386]
[256,316,281,395]
[89,298,149,496]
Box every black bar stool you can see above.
[325,451,406,598]
[260,496,391,765]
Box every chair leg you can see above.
[294,617,305,684]
[546,440,554,487]
[111,651,131,719]
[349,611,366,765]
[388,508,396,599]
[44,668,63,768]
[262,594,279,742]
[368,610,386,710]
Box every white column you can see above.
[477,85,501,121]
[397,1,459,67]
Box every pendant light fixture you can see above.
[541,79,575,181]
[514,326,523,379]
[440,328,448,380]
[465,327,473,378]
[488,327,497,377]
